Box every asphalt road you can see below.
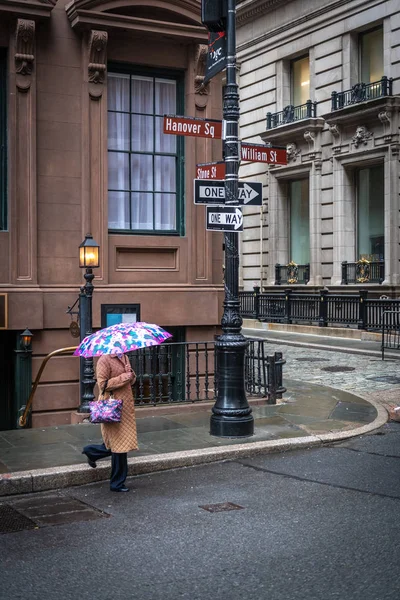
[1,423,400,600]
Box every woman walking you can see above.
[82,353,138,492]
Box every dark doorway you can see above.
[0,331,15,430]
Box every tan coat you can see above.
[96,354,138,453]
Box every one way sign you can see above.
[206,206,243,232]
[194,179,262,206]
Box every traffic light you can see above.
[201,0,227,32]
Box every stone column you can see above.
[82,30,108,284]
[10,19,37,284]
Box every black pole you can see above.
[210,0,254,438]
[79,268,96,412]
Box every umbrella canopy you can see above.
[73,322,173,358]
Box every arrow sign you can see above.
[206,206,243,232]
[194,179,262,206]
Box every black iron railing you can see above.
[245,341,286,404]
[266,100,317,129]
[126,340,285,406]
[331,76,393,110]
[240,287,400,331]
[275,263,310,285]
[382,310,400,360]
[342,261,384,285]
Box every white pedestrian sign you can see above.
[194,179,262,206]
[206,207,243,232]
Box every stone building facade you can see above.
[236,0,400,291]
[0,0,224,429]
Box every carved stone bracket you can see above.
[304,130,314,150]
[15,19,35,90]
[88,30,108,99]
[286,142,300,163]
[352,125,373,149]
[378,110,393,143]
[328,123,340,138]
[194,44,209,110]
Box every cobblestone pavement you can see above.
[275,342,400,410]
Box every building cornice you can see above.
[65,0,206,40]
[66,8,207,41]
[237,0,293,26]
[0,0,56,18]
[237,0,386,55]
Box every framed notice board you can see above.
[101,304,141,328]
[0,294,7,329]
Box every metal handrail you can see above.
[19,346,78,428]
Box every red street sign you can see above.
[163,115,222,139]
[196,161,225,179]
[241,142,287,165]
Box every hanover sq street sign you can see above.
[194,179,262,206]
[206,206,243,231]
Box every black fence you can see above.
[382,311,400,360]
[342,261,384,285]
[240,287,400,331]
[266,100,317,129]
[127,339,285,406]
[275,263,310,285]
[331,76,393,110]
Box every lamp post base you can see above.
[210,334,254,438]
[210,414,254,438]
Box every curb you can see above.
[241,329,393,359]
[0,395,388,498]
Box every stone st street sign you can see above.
[206,207,243,231]
[163,115,222,139]
[194,179,262,206]
[196,162,225,180]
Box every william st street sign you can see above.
[194,179,262,206]
[206,207,243,232]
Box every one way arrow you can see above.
[239,184,259,204]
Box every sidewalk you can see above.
[0,375,386,497]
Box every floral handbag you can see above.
[89,381,123,424]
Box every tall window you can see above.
[0,49,7,231]
[291,56,309,106]
[107,67,184,233]
[360,27,383,83]
[289,179,310,264]
[357,165,384,261]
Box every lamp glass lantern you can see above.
[79,234,100,269]
[20,328,33,351]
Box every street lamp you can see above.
[79,233,100,412]
[20,328,33,351]
[206,0,254,437]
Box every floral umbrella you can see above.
[73,322,173,358]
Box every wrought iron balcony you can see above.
[275,263,310,285]
[266,100,317,129]
[331,77,393,111]
[341,260,384,285]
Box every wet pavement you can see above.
[0,378,378,474]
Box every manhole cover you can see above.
[321,366,356,373]
[2,494,109,532]
[295,358,330,362]
[0,505,37,534]
[367,375,400,384]
[199,502,244,513]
